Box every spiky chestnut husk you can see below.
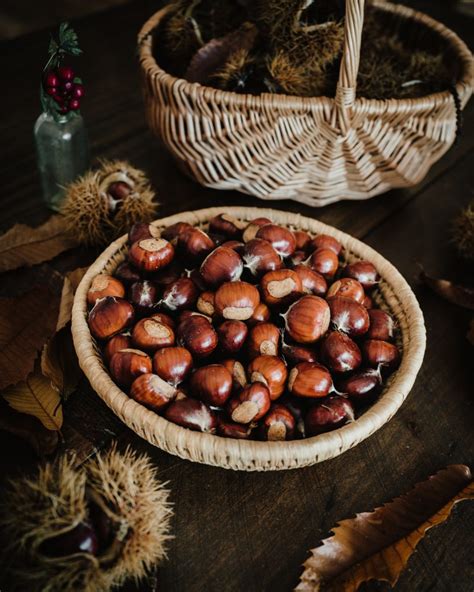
[0,444,172,592]
[60,160,157,247]
[452,201,474,261]
[210,47,259,93]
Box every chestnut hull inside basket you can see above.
[71,207,426,471]
[138,1,473,207]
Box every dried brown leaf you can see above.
[0,215,77,273]
[0,286,60,390]
[420,270,474,310]
[55,266,88,331]
[298,465,473,592]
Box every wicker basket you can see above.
[71,207,426,471]
[138,1,473,207]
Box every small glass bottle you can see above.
[34,110,89,211]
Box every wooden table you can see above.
[1,2,473,590]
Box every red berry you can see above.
[46,87,57,96]
[63,81,73,92]
[44,71,59,88]
[58,66,74,81]
[53,94,64,104]
[69,99,80,110]
[72,84,85,99]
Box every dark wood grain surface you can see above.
[0,2,473,591]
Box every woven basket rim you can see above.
[138,0,474,111]
[71,207,426,471]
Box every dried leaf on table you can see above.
[2,370,63,431]
[0,399,58,456]
[0,215,77,273]
[0,286,60,390]
[54,266,89,331]
[297,465,474,592]
[420,270,474,310]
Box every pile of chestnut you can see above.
[87,214,400,441]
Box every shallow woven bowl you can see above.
[72,207,426,471]
[138,0,473,206]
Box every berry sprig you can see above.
[40,23,84,120]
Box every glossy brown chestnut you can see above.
[88,296,134,340]
[342,261,379,290]
[294,230,311,251]
[339,368,382,403]
[87,274,125,306]
[248,355,287,400]
[161,277,199,311]
[108,181,131,201]
[152,260,183,286]
[132,318,175,352]
[320,331,362,373]
[242,217,272,242]
[255,224,296,258]
[217,320,248,354]
[293,265,327,296]
[260,404,295,441]
[288,362,332,398]
[128,222,160,245]
[362,295,374,309]
[187,268,208,292]
[222,359,247,390]
[129,238,174,272]
[221,240,245,254]
[217,417,252,439]
[177,314,218,357]
[190,364,233,406]
[128,280,159,315]
[114,261,141,285]
[284,295,330,344]
[209,213,245,239]
[248,322,281,358]
[164,398,217,433]
[103,332,132,365]
[178,227,215,261]
[305,396,354,436]
[261,269,303,306]
[362,339,400,369]
[248,302,271,326]
[308,248,339,280]
[149,311,175,329]
[366,309,395,341]
[227,382,271,424]
[328,296,370,337]
[200,246,243,287]
[153,346,193,386]
[196,291,216,316]
[214,281,260,321]
[130,373,176,412]
[161,221,193,243]
[309,234,342,255]
[242,238,282,278]
[327,278,365,304]
[288,250,307,268]
[283,397,306,439]
[281,343,317,365]
[109,348,152,388]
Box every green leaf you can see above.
[73,77,82,84]
[48,35,58,55]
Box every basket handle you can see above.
[334,0,366,134]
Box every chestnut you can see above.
[288,362,332,398]
[153,346,193,386]
[242,217,272,242]
[39,522,98,557]
[293,265,327,296]
[88,296,134,340]
[281,343,317,365]
[320,331,362,373]
[178,226,215,261]
[248,355,287,400]
[222,359,247,390]
[248,322,281,358]
[288,250,307,268]
[309,234,342,255]
[284,295,330,344]
[214,281,260,321]
[109,348,152,388]
[87,274,125,306]
[152,260,183,286]
[327,278,365,304]
[187,268,208,292]
[366,309,395,341]
[128,280,159,315]
[342,261,379,290]
[161,277,199,312]
[283,397,306,439]
[227,382,271,424]
[339,368,382,403]
[294,230,311,252]
[164,398,217,433]
[217,320,248,354]
[177,314,218,357]
[190,364,233,406]
[130,373,176,412]
[260,269,302,306]
[161,221,193,243]
[221,240,245,254]
[256,224,296,258]
[248,302,271,326]
[103,332,132,364]
[308,248,339,280]
[362,339,400,369]
[129,238,174,272]
[132,318,175,352]
[362,295,374,309]
[196,291,216,316]
[260,403,295,441]
[128,222,160,245]
[200,246,243,287]
[305,396,354,436]
[209,213,245,239]
[242,239,282,278]
[114,261,141,285]
[217,417,253,439]
[328,296,370,337]
[149,311,175,329]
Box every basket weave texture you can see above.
[138,0,473,206]
[72,207,426,471]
